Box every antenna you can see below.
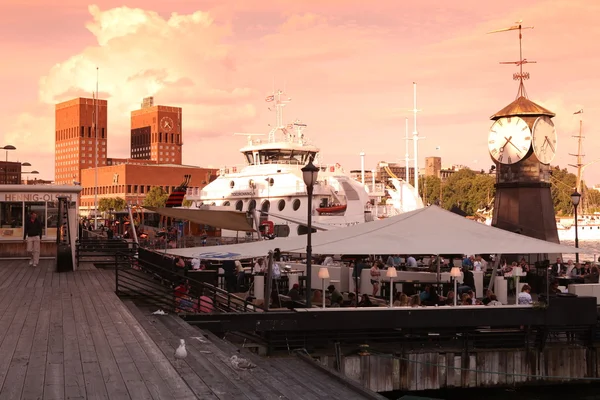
[233,132,266,146]
[488,20,535,98]
[265,88,291,143]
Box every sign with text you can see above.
[2,193,73,202]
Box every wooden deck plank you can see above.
[62,291,87,400]
[124,304,228,400]
[95,290,177,400]
[71,295,110,400]
[88,291,154,400]
[0,264,27,289]
[43,286,65,400]
[113,300,197,400]
[79,288,131,399]
[25,264,43,288]
[159,316,286,400]
[21,286,53,400]
[0,287,40,400]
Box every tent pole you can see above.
[487,254,501,293]
[265,251,274,311]
[436,255,440,285]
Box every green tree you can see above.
[98,197,127,212]
[143,186,169,208]
[438,169,495,215]
[550,166,577,215]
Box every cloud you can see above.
[3,0,600,184]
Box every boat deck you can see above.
[0,260,383,400]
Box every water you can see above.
[559,239,600,262]
[385,383,600,399]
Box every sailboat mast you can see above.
[575,119,584,193]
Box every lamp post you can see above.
[571,191,581,263]
[450,266,462,306]
[1,145,16,184]
[301,159,319,307]
[386,267,397,307]
[318,267,329,308]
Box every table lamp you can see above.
[318,267,330,308]
[386,267,397,307]
[450,267,462,306]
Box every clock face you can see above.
[488,116,532,165]
[532,116,557,164]
[160,116,174,132]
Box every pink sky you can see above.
[1,1,598,184]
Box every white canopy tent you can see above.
[165,205,583,260]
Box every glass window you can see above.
[24,202,47,236]
[0,202,24,239]
[46,201,59,238]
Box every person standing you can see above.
[24,211,43,267]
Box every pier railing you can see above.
[114,252,258,314]
[75,237,137,269]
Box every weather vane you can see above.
[488,20,535,98]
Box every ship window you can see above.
[274,225,290,238]
[278,199,286,211]
[223,201,230,206]
[261,200,270,213]
[230,181,235,188]
[235,200,243,211]
[268,178,274,186]
[243,151,254,165]
[292,199,301,211]
[248,199,256,211]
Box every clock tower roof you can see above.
[490,96,555,120]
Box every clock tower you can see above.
[488,22,559,244]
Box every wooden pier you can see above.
[0,260,384,400]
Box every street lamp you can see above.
[301,158,319,307]
[571,191,581,263]
[1,145,16,184]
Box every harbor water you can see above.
[559,239,600,262]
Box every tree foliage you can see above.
[98,197,127,212]
[417,165,599,217]
[419,169,495,215]
[143,186,169,208]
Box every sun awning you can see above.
[146,207,255,232]
[165,205,584,260]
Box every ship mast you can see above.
[569,110,585,194]
[266,89,291,143]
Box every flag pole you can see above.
[94,67,99,230]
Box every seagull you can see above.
[174,339,187,367]
[230,355,256,370]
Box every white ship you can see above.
[557,215,600,242]
[184,89,423,238]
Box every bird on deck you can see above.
[174,339,187,367]
[230,355,256,370]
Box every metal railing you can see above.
[75,238,137,269]
[114,252,258,314]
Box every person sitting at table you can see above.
[410,294,421,307]
[440,291,455,306]
[571,263,583,277]
[370,263,381,296]
[486,294,503,306]
[584,266,600,284]
[457,267,475,296]
[288,283,301,301]
[481,289,494,305]
[358,294,373,307]
[347,292,357,307]
[549,280,562,295]
[517,284,533,305]
[328,285,343,305]
[406,255,418,269]
[422,286,440,306]
[551,257,566,276]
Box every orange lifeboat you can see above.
[316,204,347,214]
